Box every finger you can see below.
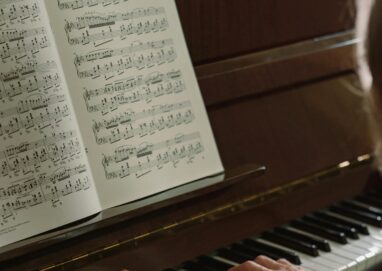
[228,260,271,271]
[277,258,294,266]
[255,255,283,269]
[277,258,304,270]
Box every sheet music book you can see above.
[0,0,223,247]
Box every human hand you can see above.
[228,256,305,271]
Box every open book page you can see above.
[44,0,224,209]
[0,0,101,247]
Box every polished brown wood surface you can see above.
[1,1,376,270]
[176,0,355,64]
[197,31,356,106]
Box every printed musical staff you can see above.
[0,93,69,137]
[67,18,169,46]
[64,7,165,32]
[0,0,25,8]
[0,164,90,224]
[0,72,61,101]
[92,101,194,144]
[0,104,70,136]
[0,2,40,26]
[103,132,200,164]
[0,27,45,44]
[74,39,173,66]
[0,94,66,118]
[102,132,204,179]
[0,24,49,64]
[76,46,177,79]
[0,34,49,61]
[0,130,81,177]
[84,71,185,114]
[0,60,58,82]
[1,130,77,158]
[58,0,129,10]
[83,70,182,99]
[0,164,87,201]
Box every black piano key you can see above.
[198,255,234,270]
[243,239,301,265]
[302,215,359,239]
[370,191,382,198]
[341,200,382,216]
[329,204,382,227]
[183,261,214,271]
[314,211,369,235]
[231,243,279,261]
[355,195,382,209]
[274,227,331,252]
[261,231,319,256]
[290,220,348,244]
[217,248,250,264]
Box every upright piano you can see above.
[2,0,382,270]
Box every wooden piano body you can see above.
[0,0,378,270]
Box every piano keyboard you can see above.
[164,192,382,271]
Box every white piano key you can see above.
[172,200,382,271]
[363,236,382,263]
[322,210,382,270]
[287,226,360,271]
[326,240,367,271]
[256,238,346,271]
[211,255,239,266]
[299,258,334,271]
[319,252,357,271]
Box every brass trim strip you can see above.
[39,154,372,271]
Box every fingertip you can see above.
[277,258,292,265]
[254,255,269,262]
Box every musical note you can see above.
[0,93,66,119]
[64,7,165,32]
[0,0,25,8]
[67,18,169,45]
[58,0,129,10]
[93,101,192,131]
[0,164,87,201]
[85,78,185,113]
[0,164,90,224]
[92,101,194,144]
[0,34,49,61]
[0,2,41,26]
[76,46,177,79]
[105,143,204,179]
[0,60,58,82]
[74,39,173,66]
[0,130,81,177]
[0,27,45,44]
[83,70,182,99]
[0,72,61,102]
[83,70,185,113]
[0,130,77,159]
[0,104,70,136]
[102,132,204,179]
[102,132,201,164]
